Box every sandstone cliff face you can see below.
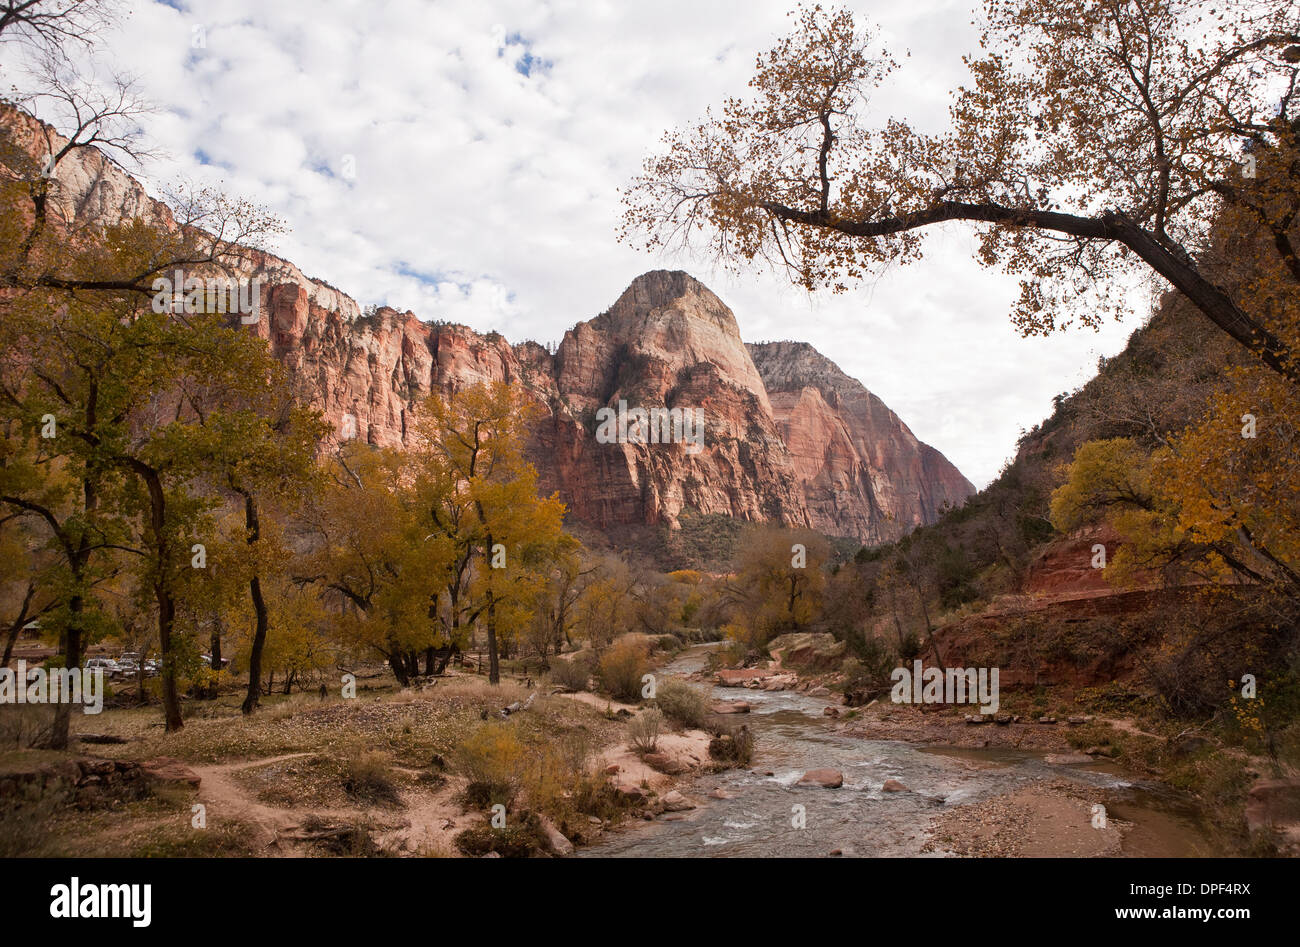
[3,104,975,544]
[748,341,976,538]
[252,273,976,543]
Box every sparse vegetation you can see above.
[628,708,663,754]
[707,723,754,767]
[549,654,593,692]
[654,679,708,729]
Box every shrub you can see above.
[454,722,526,809]
[549,655,592,692]
[656,634,683,653]
[453,812,548,858]
[708,723,754,767]
[520,729,589,816]
[628,708,663,754]
[597,639,650,701]
[297,814,384,856]
[341,751,402,807]
[841,634,898,705]
[655,678,709,729]
[0,706,56,749]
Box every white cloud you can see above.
[0,0,1150,488]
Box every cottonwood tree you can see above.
[409,382,568,685]
[182,367,326,713]
[622,0,1300,384]
[722,526,829,649]
[569,554,638,652]
[305,442,447,687]
[524,537,588,665]
[0,293,138,746]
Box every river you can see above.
[580,645,1217,858]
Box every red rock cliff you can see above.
[3,104,975,544]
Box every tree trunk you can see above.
[131,461,182,731]
[487,597,500,685]
[48,470,100,748]
[240,492,269,715]
[434,644,458,675]
[388,651,411,687]
[156,586,182,731]
[1,584,33,668]
[46,602,82,750]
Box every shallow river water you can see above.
[581,646,1217,858]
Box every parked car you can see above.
[200,654,231,670]
[84,657,120,677]
[117,653,141,675]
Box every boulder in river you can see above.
[711,700,751,714]
[798,768,844,788]
[882,779,908,792]
[715,668,770,687]
[662,790,695,812]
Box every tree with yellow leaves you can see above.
[407,382,568,684]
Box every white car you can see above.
[84,657,120,677]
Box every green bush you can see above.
[454,812,548,858]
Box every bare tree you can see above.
[0,0,116,57]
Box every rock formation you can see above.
[2,103,975,544]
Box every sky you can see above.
[2,0,1149,488]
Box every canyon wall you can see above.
[4,105,975,544]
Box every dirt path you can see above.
[190,752,480,856]
[190,752,317,852]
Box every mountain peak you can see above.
[603,270,739,338]
[623,269,711,305]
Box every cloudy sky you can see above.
[4,0,1148,488]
